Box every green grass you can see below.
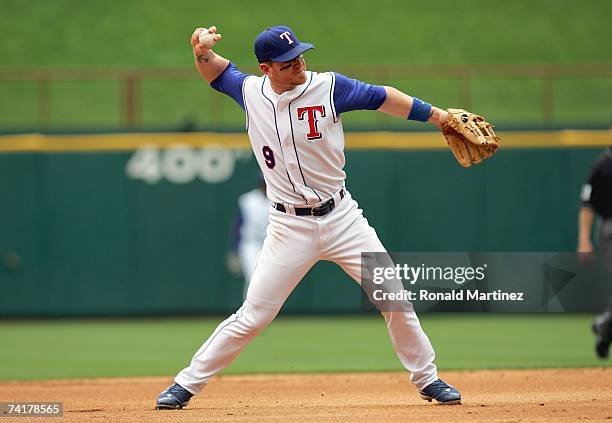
[0,314,608,381]
[0,0,610,130]
[1,0,610,66]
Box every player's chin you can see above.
[293,72,307,84]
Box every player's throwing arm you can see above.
[190,26,229,83]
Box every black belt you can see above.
[274,189,345,217]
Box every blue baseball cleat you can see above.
[156,383,193,410]
[419,379,462,405]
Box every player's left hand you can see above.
[442,108,501,168]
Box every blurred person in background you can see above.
[577,137,612,359]
[227,175,269,300]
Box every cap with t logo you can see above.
[254,26,315,63]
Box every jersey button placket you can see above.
[277,99,308,203]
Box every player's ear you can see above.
[259,62,272,76]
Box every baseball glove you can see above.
[442,109,501,168]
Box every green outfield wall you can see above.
[0,131,609,317]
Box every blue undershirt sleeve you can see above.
[210,63,250,110]
[332,72,387,114]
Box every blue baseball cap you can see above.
[254,26,314,63]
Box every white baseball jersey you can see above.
[243,71,344,205]
[211,64,386,206]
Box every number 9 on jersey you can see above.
[262,146,275,169]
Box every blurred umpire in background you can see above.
[577,140,612,359]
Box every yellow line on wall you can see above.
[348,130,611,150]
[0,130,609,153]
[0,133,250,152]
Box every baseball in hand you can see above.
[199,30,216,48]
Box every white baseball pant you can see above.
[175,191,438,393]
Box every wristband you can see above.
[407,97,432,122]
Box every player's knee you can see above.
[238,303,279,334]
[381,310,420,328]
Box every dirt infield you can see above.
[0,368,610,422]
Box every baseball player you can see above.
[578,144,612,358]
[227,175,270,299]
[156,24,463,409]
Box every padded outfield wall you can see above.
[0,130,609,317]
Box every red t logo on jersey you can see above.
[297,105,326,140]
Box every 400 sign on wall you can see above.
[126,144,252,184]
